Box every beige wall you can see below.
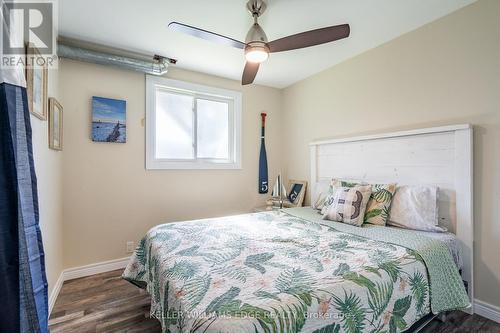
[31,67,64,296]
[282,0,500,307]
[59,59,282,268]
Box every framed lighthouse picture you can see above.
[91,96,126,143]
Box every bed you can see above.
[123,124,473,333]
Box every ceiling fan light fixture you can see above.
[169,0,350,85]
[245,44,269,63]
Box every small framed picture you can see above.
[48,98,63,150]
[286,180,308,207]
[26,44,48,120]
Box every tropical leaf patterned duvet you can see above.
[123,209,469,333]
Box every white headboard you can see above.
[310,124,474,311]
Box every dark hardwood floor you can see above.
[49,269,500,333]
[49,269,161,332]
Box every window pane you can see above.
[196,99,229,159]
[155,90,194,159]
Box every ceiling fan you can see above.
[169,0,350,85]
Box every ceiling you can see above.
[59,0,475,88]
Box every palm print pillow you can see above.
[333,179,397,226]
[312,180,334,210]
[321,185,372,227]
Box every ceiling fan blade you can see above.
[242,62,260,85]
[169,22,246,49]
[268,24,350,53]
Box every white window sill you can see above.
[146,159,242,170]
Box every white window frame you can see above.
[146,76,242,170]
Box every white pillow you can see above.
[312,179,332,210]
[388,185,446,232]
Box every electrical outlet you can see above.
[126,241,135,253]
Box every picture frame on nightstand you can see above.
[285,180,307,207]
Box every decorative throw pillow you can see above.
[312,180,333,210]
[331,179,396,226]
[316,178,363,212]
[334,179,365,188]
[322,185,372,227]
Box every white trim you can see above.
[475,299,500,324]
[309,124,471,146]
[63,256,130,281]
[145,75,242,170]
[48,272,64,315]
[47,257,131,315]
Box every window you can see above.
[146,76,242,169]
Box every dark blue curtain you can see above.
[0,81,49,333]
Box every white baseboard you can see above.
[48,272,64,315]
[48,256,131,315]
[475,299,500,324]
[63,256,130,281]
